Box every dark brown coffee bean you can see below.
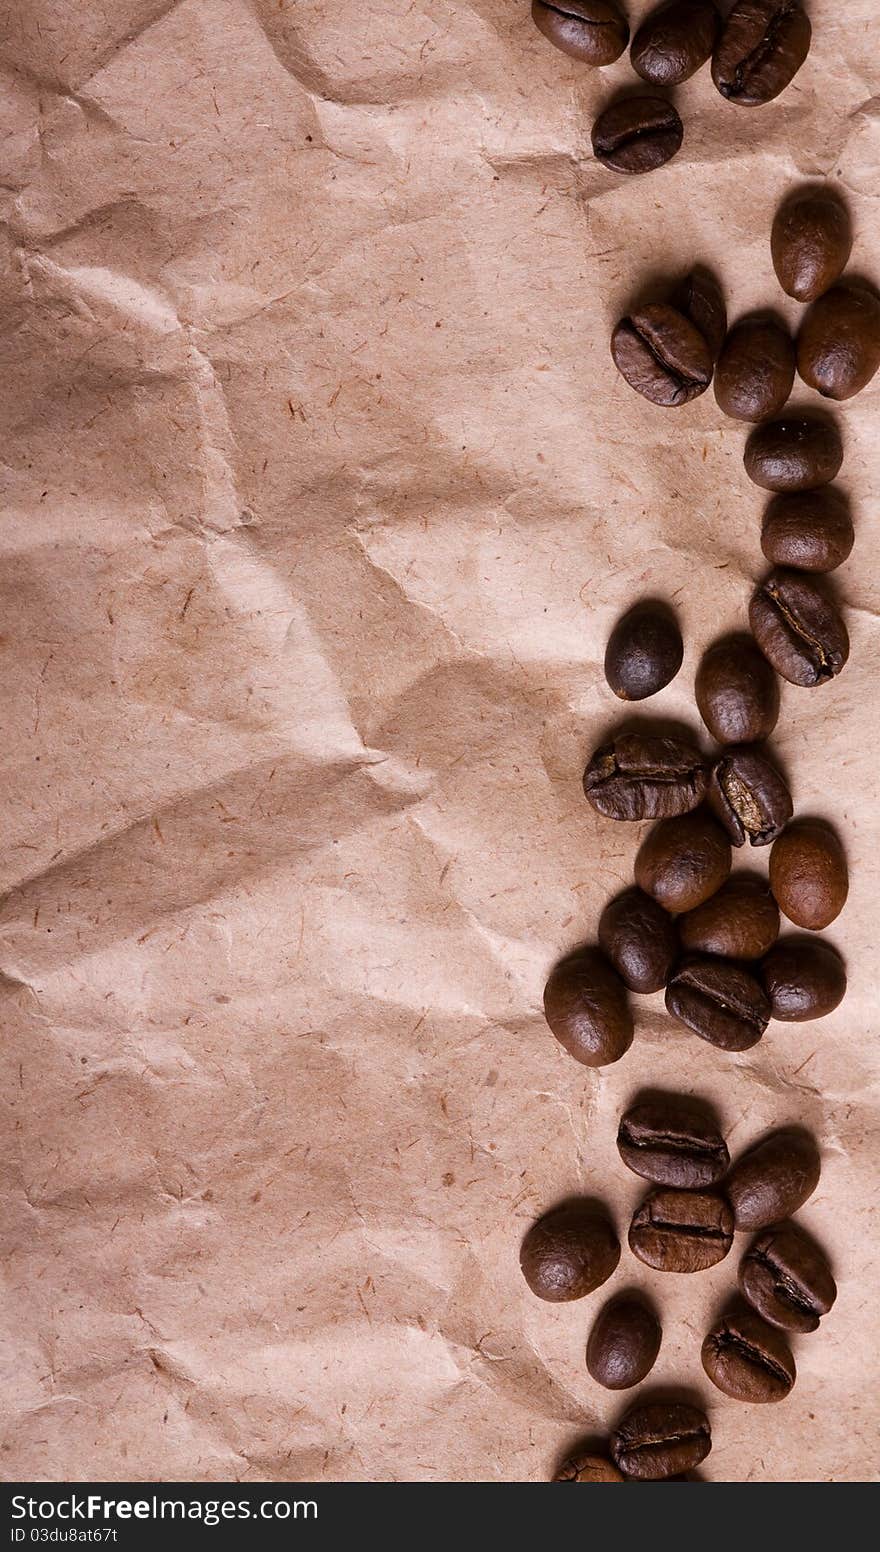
[761,935,846,1021]
[611,304,712,406]
[587,1294,662,1389]
[666,955,769,1050]
[532,0,630,64]
[744,415,843,492]
[520,1201,620,1301]
[714,317,795,423]
[761,488,853,573]
[695,634,780,745]
[712,0,811,106]
[726,1127,820,1231]
[617,1097,729,1187]
[635,810,731,913]
[544,947,633,1066]
[671,267,727,360]
[631,0,720,85]
[583,732,708,821]
[599,888,678,993]
[593,97,685,176]
[554,1451,625,1482]
[629,1187,733,1272]
[604,602,683,701]
[707,744,793,848]
[797,281,880,402]
[771,191,852,304]
[611,1401,711,1480]
[702,1308,795,1402]
[769,819,848,929]
[679,875,779,959]
[739,1221,837,1333]
[749,569,849,688]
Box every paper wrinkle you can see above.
[1,0,878,1485]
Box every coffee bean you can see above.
[761,935,846,1021]
[635,810,731,913]
[696,634,780,745]
[761,488,854,573]
[665,954,770,1050]
[707,743,793,848]
[554,1450,626,1482]
[702,1308,796,1402]
[611,304,712,406]
[611,1401,711,1480]
[583,732,708,821]
[749,569,849,687]
[771,191,852,304]
[617,1096,729,1187]
[797,281,880,402]
[599,887,678,993]
[679,874,779,959]
[544,947,634,1066]
[593,97,684,176]
[739,1221,837,1333]
[631,0,720,85]
[520,1201,620,1301]
[671,267,727,360]
[629,1186,734,1271]
[744,415,843,492]
[587,1293,662,1389]
[532,0,630,64]
[769,818,848,929]
[712,1,811,106]
[604,601,683,701]
[726,1127,820,1230]
[714,317,795,422]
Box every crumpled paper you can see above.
[0,0,877,1484]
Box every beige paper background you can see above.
[0,0,877,1483]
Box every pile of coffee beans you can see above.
[531,2,813,176]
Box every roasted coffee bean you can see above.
[797,281,880,402]
[708,744,793,848]
[599,888,678,993]
[744,416,843,492]
[711,0,811,106]
[671,267,727,360]
[695,634,780,745]
[631,0,720,85]
[611,1401,711,1480]
[679,875,779,959]
[604,601,683,701]
[666,955,769,1050]
[635,810,731,913]
[702,1308,795,1402]
[761,936,846,1021]
[611,304,712,406]
[544,947,633,1067]
[749,569,849,687]
[761,488,854,573]
[714,317,795,423]
[587,1293,662,1389]
[771,190,852,304]
[554,1451,625,1482]
[629,1187,733,1272]
[617,1097,729,1188]
[532,1,630,64]
[769,818,848,929]
[520,1201,620,1301]
[739,1221,837,1333]
[593,97,684,176]
[726,1127,820,1230]
[583,732,707,821]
